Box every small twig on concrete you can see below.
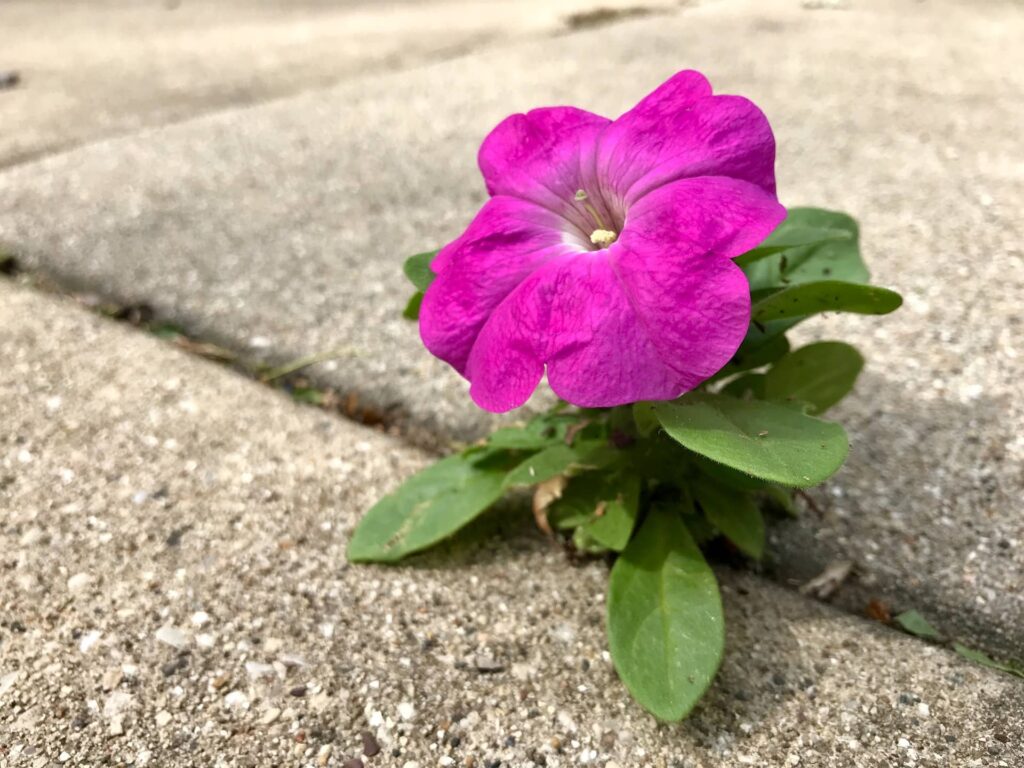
[795,488,823,515]
[259,348,352,383]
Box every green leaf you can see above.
[712,333,790,382]
[952,644,1024,678]
[692,453,770,491]
[548,475,603,530]
[403,250,439,291]
[572,526,609,555]
[682,512,719,547]
[607,505,724,721]
[632,402,661,437]
[503,441,613,488]
[893,610,941,641]
[720,373,766,400]
[652,393,849,488]
[583,475,641,551]
[751,281,902,324]
[548,471,639,551]
[743,208,869,292]
[764,341,864,415]
[149,322,187,340]
[290,387,325,405]
[504,445,578,487]
[693,479,765,559]
[487,415,572,451]
[760,485,797,517]
[735,225,853,268]
[402,291,424,320]
[347,455,507,562]
[624,432,695,484]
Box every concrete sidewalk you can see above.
[1,0,1022,659]
[2,281,1022,767]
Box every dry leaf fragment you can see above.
[799,560,853,599]
[866,599,891,623]
[564,420,591,445]
[532,476,567,536]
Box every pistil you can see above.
[574,189,609,230]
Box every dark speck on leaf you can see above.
[0,71,20,90]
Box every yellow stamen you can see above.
[590,229,617,248]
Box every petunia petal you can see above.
[478,107,610,225]
[465,249,748,412]
[598,70,777,205]
[420,195,581,374]
[621,175,787,261]
[611,247,753,386]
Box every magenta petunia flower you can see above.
[419,70,786,413]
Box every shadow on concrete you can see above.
[766,370,1023,660]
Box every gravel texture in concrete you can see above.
[2,281,1022,767]
[0,0,682,167]
[1,0,1022,656]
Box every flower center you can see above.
[574,189,619,250]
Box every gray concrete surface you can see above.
[1,0,1022,657]
[2,281,1022,767]
[0,0,681,167]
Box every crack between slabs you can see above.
[0,259,451,457]
[4,257,1021,677]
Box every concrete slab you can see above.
[0,0,682,167]
[2,281,1022,767]
[1,0,1022,655]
